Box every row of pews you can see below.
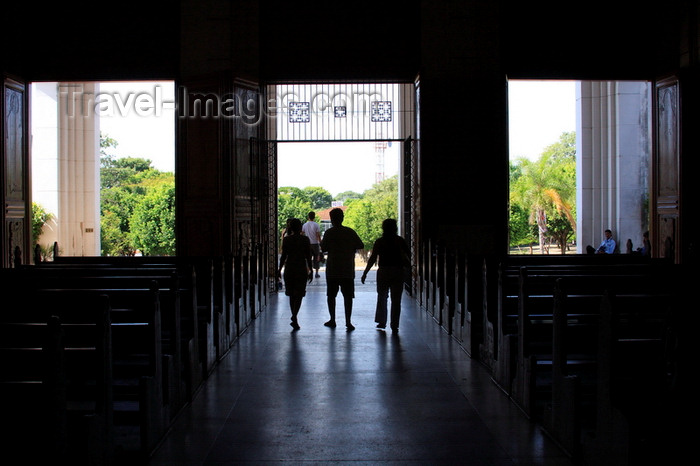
[0,250,268,464]
[416,242,692,466]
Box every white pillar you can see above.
[576,81,650,253]
[30,83,60,252]
[57,82,101,256]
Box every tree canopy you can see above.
[276,176,399,252]
[100,133,175,255]
[509,131,576,254]
[343,176,398,248]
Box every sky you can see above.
[98,81,176,173]
[508,80,576,160]
[96,80,577,194]
[277,142,400,196]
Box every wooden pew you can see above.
[418,240,429,310]
[3,250,258,460]
[459,253,484,359]
[36,255,221,397]
[30,286,166,460]
[580,288,675,466]
[0,293,113,464]
[449,252,464,343]
[422,240,438,318]
[541,277,602,456]
[490,260,662,398]
[489,258,518,392]
[5,264,171,459]
[511,267,665,419]
[18,264,192,413]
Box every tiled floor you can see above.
[148,274,574,465]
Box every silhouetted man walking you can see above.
[320,208,364,331]
[301,211,322,278]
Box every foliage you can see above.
[101,155,154,189]
[509,131,576,253]
[546,212,575,254]
[508,202,535,247]
[31,202,54,242]
[276,176,399,252]
[343,176,398,248]
[334,190,363,203]
[130,182,176,255]
[343,198,377,247]
[100,132,175,256]
[277,186,312,239]
[303,186,333,211]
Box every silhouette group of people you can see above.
[278,208,410,333]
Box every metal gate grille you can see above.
[264,80,420,294]
[266,82,415,142]
[403,136,419,295]
[266,141,278,292]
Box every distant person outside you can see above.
[639,230,651,256]
[301,211,322,278]
[587,229,616,254]
[277,218,313,330]
[361,219,410,332]
[320,207,364,331]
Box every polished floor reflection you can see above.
[148,276,574,465]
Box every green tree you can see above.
[31,202,55,261]
[276,176,399,258]
[130,182,176,255]
[546,213,575,254]
[277,186,312,240]
[364,176,398,222]
[343,175,399,249]
[510,132,576,253]
[343,198,378,253]
[334,190,363,203]
[31,202,54,242]
[102,156,156,190]
[508,201,535,250]
[100,132,175,255]
[302,186,333,211]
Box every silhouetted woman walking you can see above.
[278,218,313,330]
[361,219,410,332]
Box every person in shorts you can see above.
[320,208,364,331]
[301,211,322,278]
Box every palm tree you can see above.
[510,133,576,253]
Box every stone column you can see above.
[31,83,60,254]
[57,82,100,256]
[576,81,650,253]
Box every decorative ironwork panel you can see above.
[289,102,310,123]
[268,82,414,142]
[266,141,278,292]
[371,101,392,122]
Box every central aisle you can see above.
[148,278,574,465]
